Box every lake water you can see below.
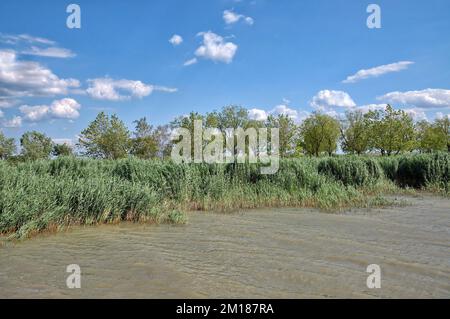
[0,195,449,298]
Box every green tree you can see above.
[366,105,415,156]
[20,131,53,160]
[53,143,74,157]
[215,105,250,131]
[170,111,205,157]
[0,131,16,160]
[265,114,298,158]
[207,106,254,157]
[435,116,450,152]
[416,120,447,152]
[78,112,131,159]
[153,124,172,158]
[131,117,158,159]
[300,113,340,156]
[341,110,370,155]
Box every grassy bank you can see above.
[0,153,448,239]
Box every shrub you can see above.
[397,152,450,188]
[317,157,375,186]
[377,156,399,181]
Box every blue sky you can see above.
[0,0,449,144]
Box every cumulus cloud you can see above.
[248,108,268,121]
[2,116,22,128]
[86,78,177,101]
[183,58,198,66]
[169,34,183,46]
[50,98,81,119]
[21,46,75,58]
[404,108,428,122]
[343,61,414,83]
[19,98,81,122]
[271,104,298,119]
[352,103,387,114]
[0,50,80,98]
[223,10,254,25]
[248,104,309,123]
[310,90,356,110]
[195,31,238,64]
[0,98,19,108]
[377,89,450,109]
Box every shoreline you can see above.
[1,194,448,298]
[1,191,444,244]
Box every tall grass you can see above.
[375,152,450,192]
[0,153,448,238]
[318,157,382,186]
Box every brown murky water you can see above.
[0,195,449,298]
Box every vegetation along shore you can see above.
[0,105,448,239]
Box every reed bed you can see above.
[0,153,448,238]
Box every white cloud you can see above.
[404,108,428,122]
[343,61,414,83]
[248,104,309,123]
[0,98,19,108]
[86,78,177,101]
[271,104,298,119]
[223,10,254,25]
[152,85,178,93]
[248,108,268,121]
[50,98,81,119]
[310,90,356,110]
[244,17,254,25]
[2,116,22,128]
[1,33,74,58]
[0,109,3,118]
[19,105,49,121]
[169,34,183,46]
[0,50,80,98]
[377,89,450,109]
[0,33,55,45]
[435,112,450,120]
[195,31,238,64]
[19,98,81,122]
[354,103,387,114]
[183,58,198,66]
[21,46,75,58]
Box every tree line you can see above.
[0,104,449,162]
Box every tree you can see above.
[341,111,370,155]
[416,119,447,152]
[435,116,450,152]
[215,105,250,131]
[131,117,158,159]
[78,112,131,159]
[212,106,254,158]
[53,143,74,157]
[0,131,16,160]
[170,106,262,160]
[170,111,205,157]
[153,124,172,158]
[321,116,341,156]
[20,131,53,160]
[265,114,298,158]
[366,105,415,156]
[300,113,340,156]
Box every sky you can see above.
[0,0,449,145]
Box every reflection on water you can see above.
[0,196,449,298]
